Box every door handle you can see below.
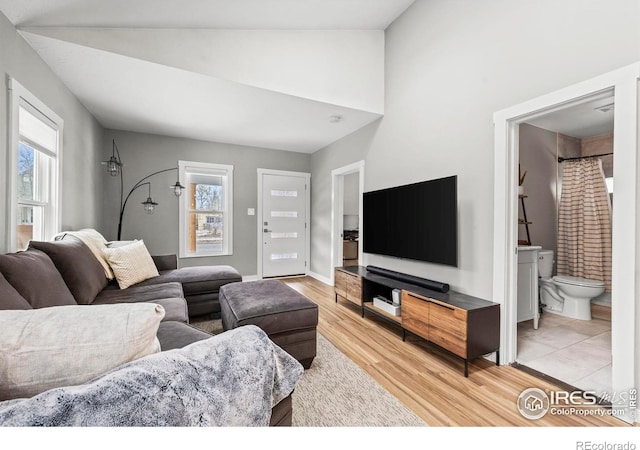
[263,228,273,233]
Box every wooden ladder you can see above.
[518,194,532,246]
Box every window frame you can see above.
[178,160,234,258]
[7,78,63,252]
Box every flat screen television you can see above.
[362,175,457,267]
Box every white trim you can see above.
[242,274,259,282]
[257,168,311,279]
[308,270,332,286]
[178,160,234,258]
[493,62,640,424]
[330,161,365,285]
[7,77,63,252]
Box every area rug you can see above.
[190,318,426,427]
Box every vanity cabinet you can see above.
[517,246,540,329]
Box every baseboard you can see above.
[242,274,260,282]
[308,271,332,286]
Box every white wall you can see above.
[343,172,360,216]
[23,28,385,114]
[0,11,103,253]
[101,130,310,276]
[310,0,640,300]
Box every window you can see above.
[178,161,233,257]
[8,79,63,251]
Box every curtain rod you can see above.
[557,152,613,163]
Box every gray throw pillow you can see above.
[30,236,108,305]
[0,272,32,310]
[0,249,76,308]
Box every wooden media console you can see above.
[334,265,500,377]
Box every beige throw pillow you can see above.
[103,240,159,289]
[0,303,165,401]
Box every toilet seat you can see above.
[552,275,605,288]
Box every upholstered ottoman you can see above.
[219,280,318,369]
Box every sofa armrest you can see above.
[152,254,177,271]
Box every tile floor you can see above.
[517,309,612,397]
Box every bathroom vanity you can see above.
[517,246,540,329]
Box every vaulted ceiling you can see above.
[0,0,416,153]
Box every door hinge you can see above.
[305,261,307,267]
[305,222,307,229]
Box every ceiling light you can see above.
[329,114,344,123]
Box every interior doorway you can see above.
[493,62,640,424]
[514,95,614,397]
[330,161,365,285]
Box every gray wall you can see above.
[517,124,582,257]
[310,0,640,299]
[101,130,310,276]
[0,11,104,253]
[518,124,558,251]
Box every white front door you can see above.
[260,171,309,278]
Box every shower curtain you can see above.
[557,159,612,292]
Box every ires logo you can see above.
[517,388,636,420]
[549,390,600,406]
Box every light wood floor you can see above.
[281,276,627,427]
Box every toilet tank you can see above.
[538,250,554,278]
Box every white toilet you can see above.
[538,250,605,321]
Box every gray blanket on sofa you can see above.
[0,325,303,426]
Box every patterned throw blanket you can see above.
[0,326,303,426]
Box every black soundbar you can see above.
[366,265,450,293]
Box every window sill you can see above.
[180,252,232,258]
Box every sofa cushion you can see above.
[0,303,165,401]
[94,281,184,303]
[156,321,212,351]
[0,272,32,310]
[103,240,159,289]
[29,236,108,305]
[0,249,76,308]
[136,265,242,295]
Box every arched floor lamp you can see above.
[102,139,185,240]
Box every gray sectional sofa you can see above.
[0,235,295,426]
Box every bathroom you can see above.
[515,97,613,396]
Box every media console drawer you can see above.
[401,291,430,339]
[334,267,362,306]
[402,291,467,359]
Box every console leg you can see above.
[496,351,500,366]
[402,329,406,342]
[464,360,469,378]
[335,294,338,303]
[361,307,365,318]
